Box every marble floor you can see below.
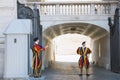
[44,62,120,80]
[1,62,120,80]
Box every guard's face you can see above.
[37,39,39,43]
[83,43,86,47]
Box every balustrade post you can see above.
[55,4,60,15]
[91,3,95,15]
[38,4,42,15]
[110,3,117,15]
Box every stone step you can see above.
[28,76,46,80]
[1,76,46,80]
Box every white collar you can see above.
[83,46,86,48]
[35,42,39,44]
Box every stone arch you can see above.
[42,22,110,70]
[43,22,109,40]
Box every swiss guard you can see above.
[77,41,91,76]
[32,37,48,77]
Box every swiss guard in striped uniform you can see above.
[77,41,91,76]
[32,37,48,77]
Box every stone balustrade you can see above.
[25,1,117,15]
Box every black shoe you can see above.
[39,75,41,77]
[79,74,82,76]
[34,76,38,78]
[86,74,90,76]
[34,75,38,78]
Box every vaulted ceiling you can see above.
[43,23,108,41]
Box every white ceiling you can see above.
[43,23,108,40]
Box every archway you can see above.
[42,22,109,70]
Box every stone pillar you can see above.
[32,3,42,48]
[33,4,40,37]
[108,1,120,73]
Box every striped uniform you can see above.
[32,43,45,76]
[77,47,91,69]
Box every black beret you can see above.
[33,37,39,41]
[82,41,86,45]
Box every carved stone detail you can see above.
[108,8,119,36]
[17,0,33,19]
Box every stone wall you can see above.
[0,0,17,38]
[0,0,17,78]
[93,34,110,70]
[0,44,4,78]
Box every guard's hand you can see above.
[45,45,48,49]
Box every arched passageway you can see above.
[42,23,110,70]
